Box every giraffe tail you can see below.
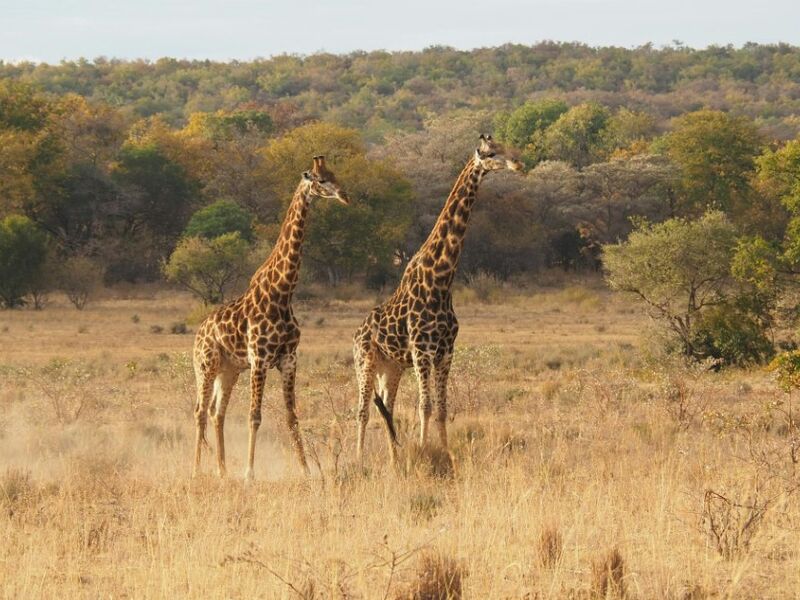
[373,393,398,446]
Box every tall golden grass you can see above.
[1,285,798,598]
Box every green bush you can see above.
[163,232,251,305]
[692,305,773,366]
[0,215,48,308]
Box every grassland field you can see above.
[0,278,798,599]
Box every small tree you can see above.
[183,200,254,241]
[0,215,48,308]
[541,102,612,168]
[604,211,739,358]
[163,232,251,305]
[57,256,104,310]
[28,248,60,310]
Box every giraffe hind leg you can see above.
[193,367,216,477]
[374,363,402,465]
[279,353,309,475]
[412,354,434,447]
[354,340,375,463]
[434,353,453,450]
[212,367,239,478]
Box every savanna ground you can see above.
[1,278,798,599]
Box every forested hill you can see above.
[4,41,800,301]
[3,42,800,139]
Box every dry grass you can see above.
[0,284,799,598]
[591,548,626,598]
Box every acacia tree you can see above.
[604,211,738,358]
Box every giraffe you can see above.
[192,156,349,479]
[353,135,524,463]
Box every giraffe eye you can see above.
[318,179,327,184]
[485,153,496,158]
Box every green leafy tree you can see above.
[113,143,198,246]
[691,305,773,366]
[604,211,739,359]
[184,200,254,241]
[0,81,49,132]
[495,99,568,164]
[0,215,48,308]
[606,108,658,151]
[660,110,761,218]
[163,232,251,305]
[541,102,611,167]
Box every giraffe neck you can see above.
[250,183,312,304]
[417,157,486,289]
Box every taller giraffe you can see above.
[353,135,523,462]
[193,156,349,479]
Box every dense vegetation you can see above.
[2,42,800,363]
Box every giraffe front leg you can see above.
[413,353,434,446]
[193,368,216,477]
[354,342,376,464]
[278,353,309,475]
[434,352,453,450]
[245,359,267,481]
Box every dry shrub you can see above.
[449,419,485,462]
[0,468,36,516]
[537,525,563,569]
[58,256,103,310]
[679,584,711,599]
[408,492,442,522]
[702,488,769,559]
[169,321,189,334]
[14,359,105,424]
[397,550,463,600]
[656,365,710,430]
[491,424,527,456]
[404,444,455,479]
[591,548,626,598]
[185,302,213,325]
[449,345,502,415]
[463,271,504,304]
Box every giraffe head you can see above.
[302,155,349,204]
[475,134,525,173]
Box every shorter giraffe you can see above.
[192,156,349,479]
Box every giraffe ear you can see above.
[302,171,312,180]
